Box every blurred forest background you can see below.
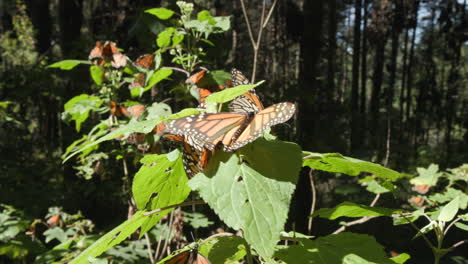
[0,0,466,263]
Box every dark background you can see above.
[0,0,466,263]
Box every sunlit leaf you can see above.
[303,152,401,181]
[410,164,442,187]
[313,202,402,219]
[48,60,90,70]
[189,139,301,258]
[438,196,460,222]
[145,8,174,20]
[205,81,264,103]
[90,65,104,86]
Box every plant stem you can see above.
[307,168,316,234]
[144,232,155,264]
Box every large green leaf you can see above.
[198,236,247,264]
[313,202,402,219]
[144,68,173,92]
[438,196,460,222]
[205,81,264,103]
[303,152,401,181]
[69,211,147,264]
[429,188,468,210]
[132,150,191,234]
[48,60,90,70]
[145,8,174,20]
[90,65,104,86]
[189,139,301,258]
[275,232,396,264]
[410,164,442,187]
[63,94,103,132]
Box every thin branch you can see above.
[302,153,321,160]
[153,228,164,261]
[239,0,257,50]
[161,211,174,259]
[251,0,267,82]
[451,239,468,249]
[143,200,205,216]
[307,168,317,235]
[262,0,278,28]
[144,233,155,264]
[444,216,462,235]
[162,66,189,76]
[203,232,235,242]
[370,193,381,207]
[402,214,435,249]
[333,216,379,234]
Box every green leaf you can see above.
[145,8,174,20]
[410,164,442,187]
[172,31,185,46]
[343,254,379,264]
[205,81,265,103]
[198,236,247,263]
[392,208,425,225]
[189,139,301,258]
[366,180,393,194]
[438,196,460,222]
[90,65,104,86]
[274,232,395,264]
[454,222,468,231]
[303,152,401,181]
[184,212,213,228]
[48,60,90,70]
[69,211,147,264]
[157,27,175,48]
[63,94,103,132]
[44,227,67,243]
[313,202,402,219]
[429,188,468,210]
[390,253,411,264]
[145,68,173,92]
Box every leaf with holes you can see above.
[189,139,301,258]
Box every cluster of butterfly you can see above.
[89,42,296,179]
[158,68,296,178]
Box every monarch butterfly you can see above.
[228,68,264,114]
[186,69,227,108]
[133,54,155,70]
[88,41,127,68]
[161,132,212,178]
[165,244,211,264]
[163,102,296,152]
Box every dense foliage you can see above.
[0,0,466,263]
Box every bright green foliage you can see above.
[429,188,468,209]
[69,211,147,264]
[437,196,460,222]
[313,202,402,219]
[275,233,399,264]
[156,27,184,48]
[198,236,247,264]
[184,212,214,228]
[189,140,301,258]
[410,164,442,186]
[454,222,468,231]
[63,94,103,132]
[90,65,104,85]
[303,152,401,181]
[145,8,174,20]
[48,60,90,70]
[205,81,265,103]
[392,208,425,225]
[132,150,191,233]
[365,179,394,194]
[390,253,411,264]
[145,68,173,91]
[185,10,230,38]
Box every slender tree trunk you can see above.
[350,0,362,152]
[399,27,409,124]
[405,0,419,121]
[327,0,337,101]
[369,38,386,149]
[386,25,399,111]
[59,0,83,56]
[360,0,368,115]
[26,0,51,54]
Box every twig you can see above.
[161,211,175,259]
[143,200,205,216]
[144,233,155,264]
[402,214,435,249]
[333,216,379,234]
[451,239,467,249]
[239,0,256,50]
[307,168,317,235]
[370,193,381,207]
[444,216,462,235]
[203,232,235,242]
[262,0,278,28]
[162,66,189,76]
[153,228,164,261]
[302,153,321,160]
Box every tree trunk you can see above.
[327,0,337,101]
[59,0,84,56]
[26,0,52,54]
[369,38,386,149]
[350,0,362,152]
[405,0,419,121]
[360,0,368,115]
